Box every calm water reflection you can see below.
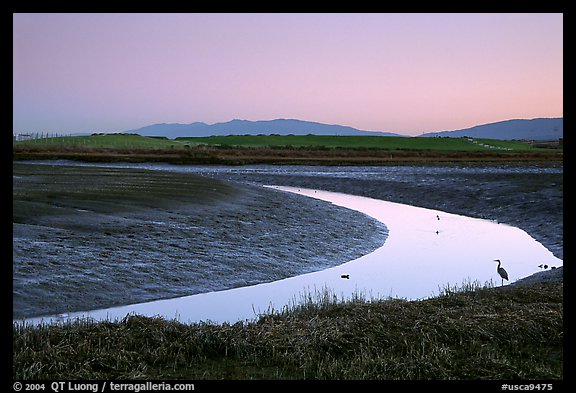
[22,186,562,326]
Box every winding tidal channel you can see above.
[13,162,562,326]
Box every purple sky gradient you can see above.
[13,13,563,136]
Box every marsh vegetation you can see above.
[13,133,562,165]
[13,281,563,380]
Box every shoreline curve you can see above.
[17,186,562,326]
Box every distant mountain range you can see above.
[125,119,401,139]
[419,118,563,141]
[121,117,563,140]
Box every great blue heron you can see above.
[493,259,509,286]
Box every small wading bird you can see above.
[493,259,509,286]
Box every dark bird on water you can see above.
[341,274,350,279]
[493,259,509,286]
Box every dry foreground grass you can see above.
[12,146,562,166]
[13,281,563,380]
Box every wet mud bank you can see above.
[197,164,563,261]
[13,163,387,319]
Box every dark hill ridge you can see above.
[122,117,563,140]
[419,117,563,140]
[125,118,401,139]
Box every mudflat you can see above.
[13,163,387,319]
[13,161,562,320]
[199,163,563,261]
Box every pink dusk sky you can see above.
[13,13,563,136]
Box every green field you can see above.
[178,134,544,151]
[14,133,551,152]
[13,133,562,165]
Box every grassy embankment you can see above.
[14,281,562,380]
[12,133,562,164]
